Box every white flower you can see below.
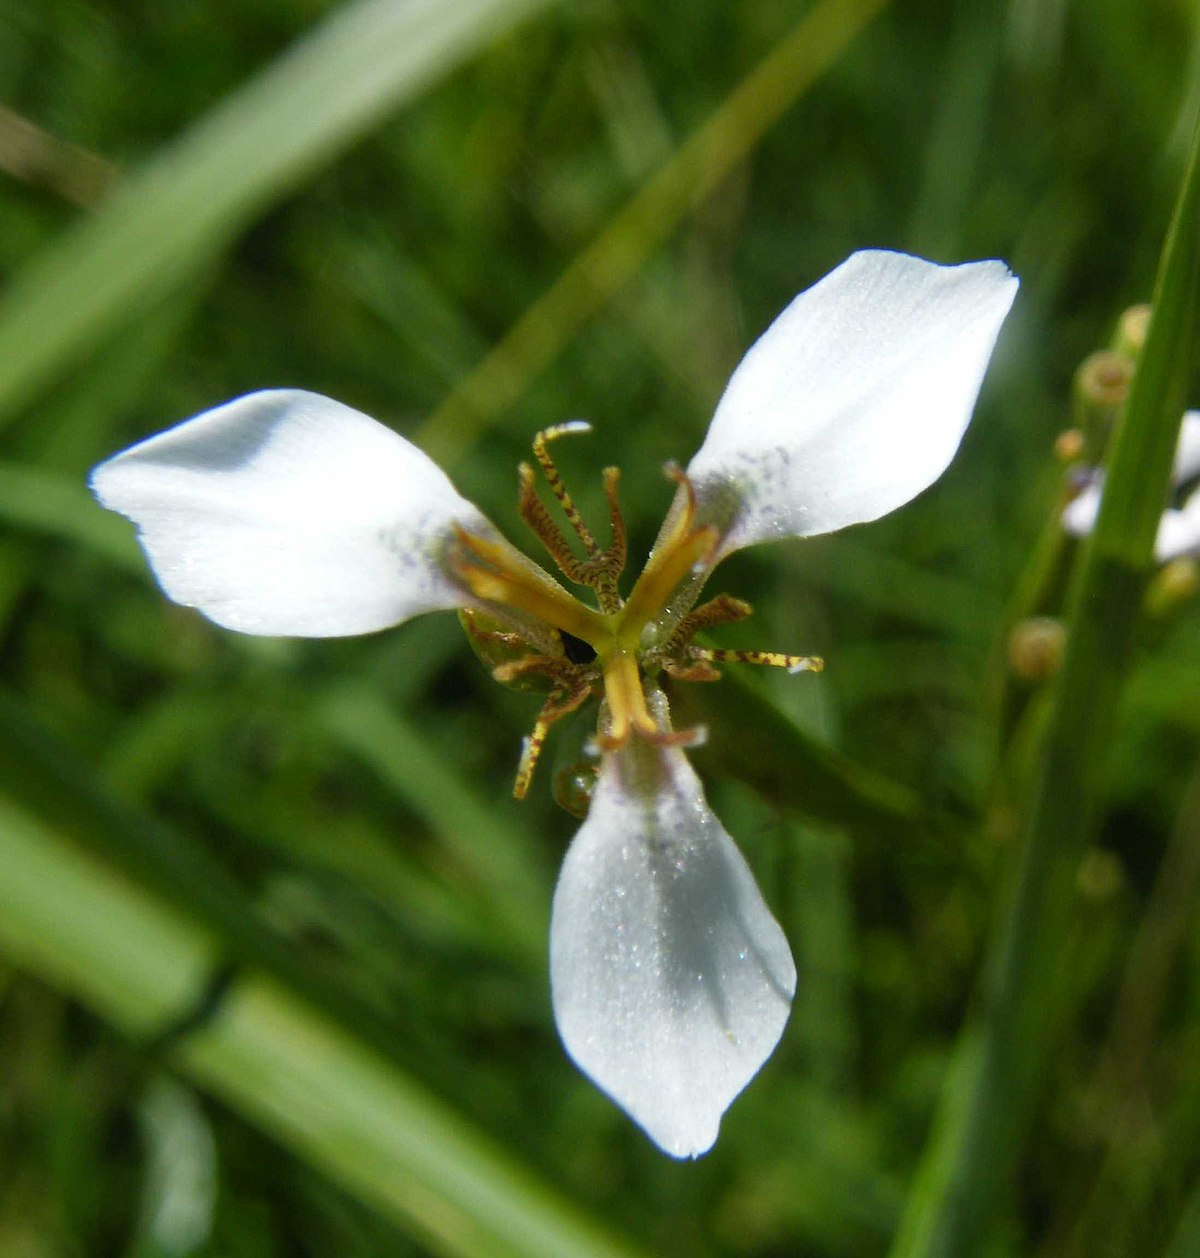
[1063,411,1200,561]
[91,249,1017,1158]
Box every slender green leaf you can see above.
[0,713,644,1258]
[0,0,558,425]
[314,685,549,961]
[892,111,1200,1258]
[415,0,891,464]
[0,797,216,1036]
[1167,1176,1200,1258]
[179,973,642,1258]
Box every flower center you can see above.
[451,424,821,802]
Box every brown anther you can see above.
[662,658,722,683]
[513,677,595,799]
[520,426,625,613]
[533,423,600,556]
[601,466,626,574]
[493,653,580,687]
[662,594,753,657]
[689,647,824,674]
[519,460,591,583]
[459,608,536,654]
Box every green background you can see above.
[1,0,1199,1254]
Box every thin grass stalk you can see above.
[1167,1160,1200,1258]
[892,112,1200,1257]
[0,0,558,426]
[416,0,891,465]
[0,777,644,1258]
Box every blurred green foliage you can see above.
[1,0,1199,1254]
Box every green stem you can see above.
[892,110,1200,1257]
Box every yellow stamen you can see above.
[533,423,599,555]
[453,526,607,646]
[512,678,594,799]
[600,466,626,576]
[662,658,722,683]
[619,464,718,639]
[598,650,660,747]
[620,522,717,641]
[518,430,625,613]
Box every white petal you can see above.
[1173,411,1200,483]
[1062,483,1102,539]
[1156,498,1200,562]
[91,389,490,636]
[550,740,795,1158]
[1065,488,1200,562]
[1062,414,1200,561]
[686,251,1019,556]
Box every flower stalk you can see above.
[892,112,1200,1258]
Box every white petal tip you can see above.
[656,1123,720,1160]
[90,389,487,636]
[551,741,795,1158]
[688,250,1019,553]
[787,657,821,674]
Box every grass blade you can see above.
[415,0,891,464]
[891,111,1200,1257]
[0,704,644,1258]
[0,0,558,425]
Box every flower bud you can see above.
[1072,350,1133,461]
[1145,557,1199,618]
[1054,428,1084,463]
[1007,616,1066,684]
[1112,303,1150,360]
